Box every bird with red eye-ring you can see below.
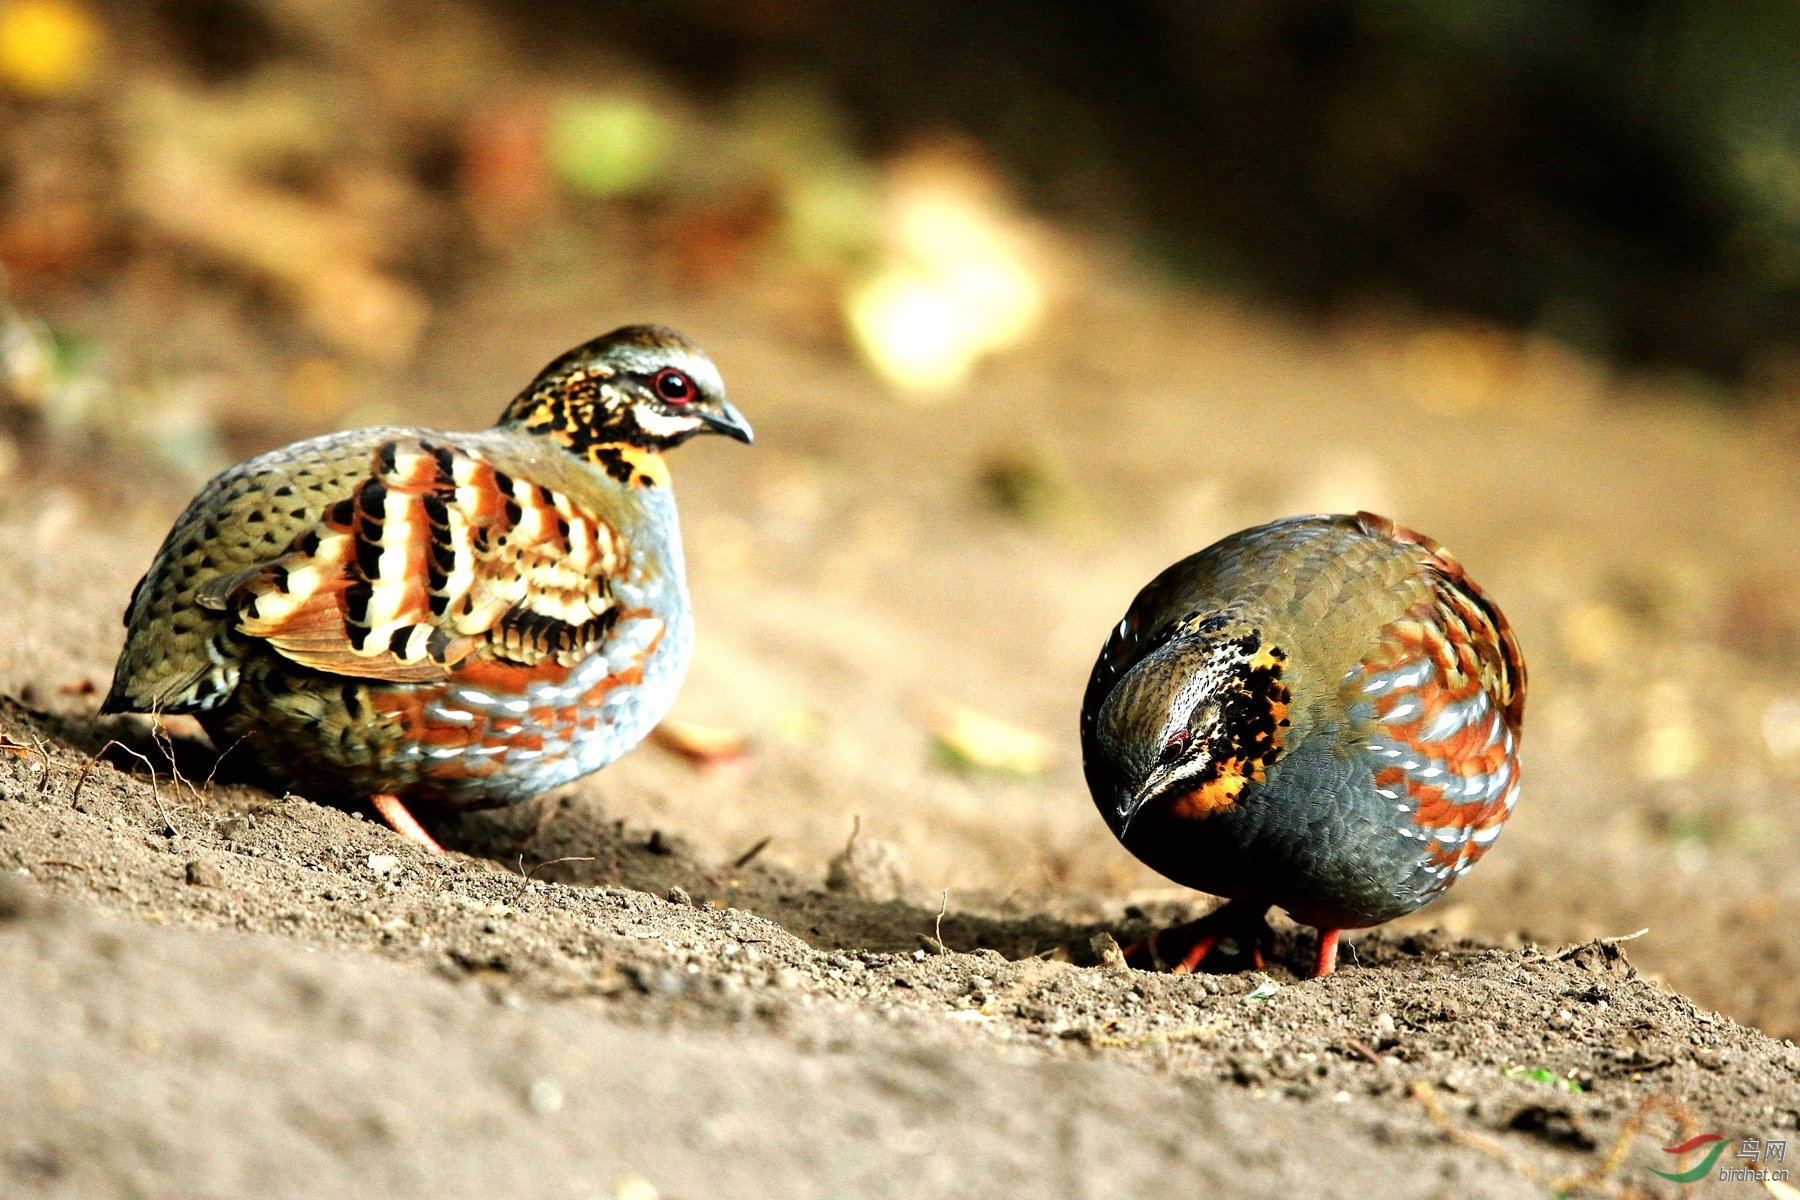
[1080,513,1525,978]
[104,325,752,854]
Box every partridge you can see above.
[104,325,752,853]
[1081,512,1525,977]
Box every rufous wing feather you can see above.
[210,439,625,681]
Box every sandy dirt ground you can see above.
[3,249,1800,1197]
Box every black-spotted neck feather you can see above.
[1096,615,1293,831]
[498,325,728,485]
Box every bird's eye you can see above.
[652,368,695,404]
[1157,731,1189,765]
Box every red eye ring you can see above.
[1158,730,1190,765]
[652,368,695,404]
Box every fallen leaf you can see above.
[650,718,751,767]
[926,699,1052,778]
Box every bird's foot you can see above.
[1123,901,1275,974]
[370,793,446,855]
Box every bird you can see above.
[1080,512,1525,978]
[103,325,753,854]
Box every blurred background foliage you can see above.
[2,0,1800,465]
[574,0,1800,380]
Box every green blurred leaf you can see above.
[549,96,674,199]
[1502,1065,1583,1093]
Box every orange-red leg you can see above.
[371,793,445,855]
[1123,901,1274,974]
[1312,928,1342,978]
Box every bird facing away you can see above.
[104,325,753,853]
[1081,512,1525,977]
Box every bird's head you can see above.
[500,325,753,482]
[1090,616,1292,839]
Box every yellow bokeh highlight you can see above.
[848,270,972,392]
[548,95,674,199]
[847,148,1049,394]
[0,0,102,98]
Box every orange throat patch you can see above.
[1156,634,1292,822]
[1165,756,1258,820]
[587,442,670,489]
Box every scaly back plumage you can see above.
[1081,512,1526,973]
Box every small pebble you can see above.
[0,874,39,921]
[614,1178,659,1200]
[824,836,907,902]
[527,1078,565,1115]
[184,858,224,888]
[1090,932,1128,971]
[665,886,693,906]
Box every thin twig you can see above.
[1550,1092,1697,1196]
[1411,1080,1533,1177]
[1416,1076,1697,1197]
[110,741,178,838]
[1345,1038,1385,1066]
[203,735,247,789]
[732,835,773,870]
[32,734,54,795]
[1597,928,1650,945]
[934,886,950,951]
[150,718,205,805]
[512,854,597,901]
[1,731,55,795]
[72,738,169,818]
[1556,927,1651,961]
[69,748,104,804]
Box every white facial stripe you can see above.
[634,408,702,438]
[1146,748,1213,797]
[1142,635,1267,796]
